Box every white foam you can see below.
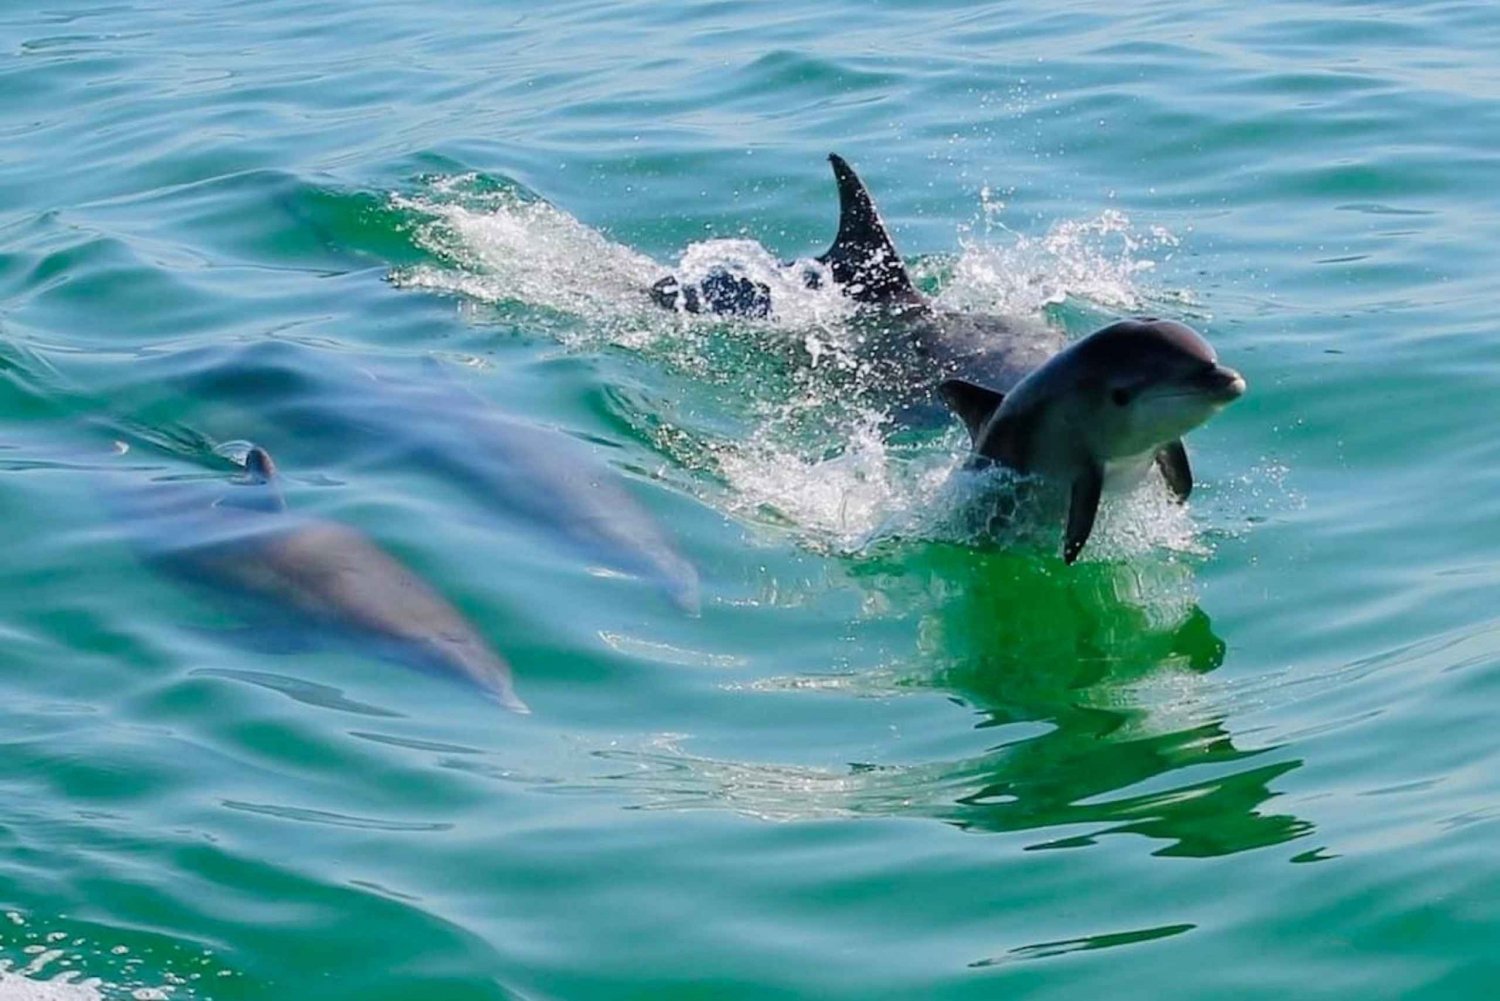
[929,206,1184,317]
[714,411,959,553]
[0,968,102,1001]
[668,239,856,331]
[390,175,662,331]
[0,913,216,1001]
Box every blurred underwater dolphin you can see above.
[651,155,1246,562]
[175,347,701,613]
[108,443,529,712]
[382,368,702,614]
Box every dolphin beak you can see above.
[1200,364,1246,402]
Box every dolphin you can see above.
[170,345,701,613]
[941,319,1246,562]
[371,367,702,614]
[111,443,529,713]
[651,153,1063,415]
[650,155,1246,562]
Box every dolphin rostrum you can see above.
[650,155,1246,561]
[114,443,529,712]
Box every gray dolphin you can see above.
[940,319,1246,563]
[651,155,1245,561]
[651,153,1062,414]
[370,367,702,614]
[112,443,529,713]
[173,346,701,613]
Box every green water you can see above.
[3,1,1500,998]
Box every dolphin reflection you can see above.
[592,550,1311,858]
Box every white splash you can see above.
[930,207,1183,317]
[668,239,856,331]
[390,175,661,329]
[712,411,960,553]
[388,175,1211,560]
[0,913,223,1001]
[0,965,102,1001]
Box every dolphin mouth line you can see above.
[1148,373,1247,403]
[1147,386,1240,402]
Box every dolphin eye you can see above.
[1111,388,1131,407]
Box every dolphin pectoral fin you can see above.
[817,154,923,307]
[938,378,1005,442]
[218,443,287,513]
[1155,439,1193,502]
[1063,463,1104,565]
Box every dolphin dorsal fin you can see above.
[817,154,923,307]
[245,445,278,483]
[938,378,1006,442]
[237,445,287,512]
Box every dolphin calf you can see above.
[941,319,1246,562]
[110,443,529,712]
[650,155,1246,561]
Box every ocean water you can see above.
[2,1,1499,998]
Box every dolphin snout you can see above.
[1200,364,1246,402]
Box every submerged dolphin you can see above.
[111,444,528,712]
[377,369,702,613]
[174,345,700,613]
[651,155,1246,561]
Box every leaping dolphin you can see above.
[650,155,1246,562]
[111,443,529,712]
[941,320,1245,562]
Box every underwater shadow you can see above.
[851,546,1313,857]
[595,546,1311,860]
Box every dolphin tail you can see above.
[817,154,924,307]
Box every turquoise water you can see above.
[3,0,1500,997]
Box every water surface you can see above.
[2,1,1499,998]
